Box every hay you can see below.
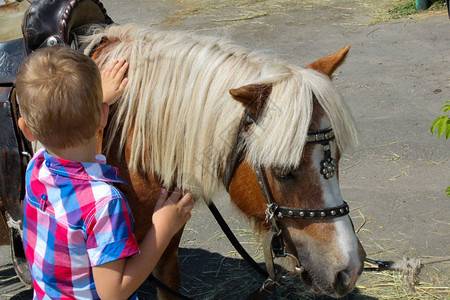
[357,271,449,300]
[213,9,272,22]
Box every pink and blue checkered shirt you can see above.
[23,148,140,299]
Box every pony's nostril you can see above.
[333,269,352,296]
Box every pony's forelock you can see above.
[83,24,357,199]
[246,68,358,168]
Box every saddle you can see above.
[0,0,112,287]
[23,0,113,51]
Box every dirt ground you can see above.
[0,0,449,299]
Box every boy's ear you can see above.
[18,117,37,142]
[99,102,109,130]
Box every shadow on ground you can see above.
[0,247,384,299]
[136,248,377,300]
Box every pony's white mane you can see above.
[83,24,357,199]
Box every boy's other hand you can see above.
[152,188,194,237]
[101,59,129,105]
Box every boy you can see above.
[15,45,194,299]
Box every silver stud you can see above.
[320,212,326,217]
[47,36,58,46]
[346,207,349,212]
[288,210,293,216]
[310,212,315,217]
[331,210,336,216]
[299,212,305,217]
[277,212,283,218]
[340,208,344,213]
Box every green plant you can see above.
[431,100,450,139]
[430,100,450,197]
[389,1,417,19]
[388,0,447,19]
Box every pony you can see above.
[82,24,366,298]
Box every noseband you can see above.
[222,110,351,292]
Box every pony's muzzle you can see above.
[333,263,363,296]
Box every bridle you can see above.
[222,109,351,297]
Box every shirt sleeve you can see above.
[85,196,140,266]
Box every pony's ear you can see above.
[229,84,272,118]
[305,45,350,78]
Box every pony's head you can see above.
[227,47,365,297]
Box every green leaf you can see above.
[430,117,441,133]
[437,118,447,137]
[446,122,450,139]
[446,186,450,197]
[442,105,450,114]
[440,100,450,114]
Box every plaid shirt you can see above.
[23,148,140,299]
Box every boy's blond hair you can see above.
[15,45,103,149]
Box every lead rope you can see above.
[364,256,450,291]
[207,201,269,278]
[206,200,283,299]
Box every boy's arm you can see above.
[101,59,129,105]
[92,188,194,299]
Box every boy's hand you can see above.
[101,59,129,105]
[152,188,194,237]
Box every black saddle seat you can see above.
[23,0,113,51]
[0,38,28,85]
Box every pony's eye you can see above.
[272,167,295,180]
